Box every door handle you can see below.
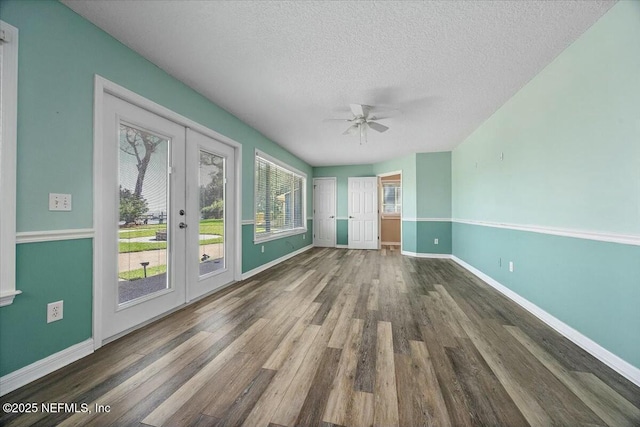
[179,222,187,229]
[349,216,354,219]
[329,216,335,219]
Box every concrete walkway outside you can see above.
[119,243,224,273]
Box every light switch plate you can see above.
[49,193,72,211]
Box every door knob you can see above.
[349,216,354,219]
[179,222,187,229]
[329,216,335,218]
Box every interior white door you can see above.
[102,93,186,340]
[348,177,379,249]
[186,129,236,301]
[313,178,336,247]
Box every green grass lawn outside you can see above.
[119,219,224,253]
[119,237,223,253]
[119,264,167,281]
[118,223,168,239]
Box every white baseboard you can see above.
[451,256,640,387]
[401,250,452,259]
[241,244,313,280]
[0,338,94,396]
[336,244,348,249]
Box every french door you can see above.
[186,129,235,301]
[100,93,235,342]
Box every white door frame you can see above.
[93,75,242,349]
[313,177,337,247]
[377,170,402,250]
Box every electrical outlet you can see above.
[434,238,439,245]
[261,245,264,253]
[509,261,514,272]
[49,193,72,211]
[303,234,305,240]
[47,300,64,323]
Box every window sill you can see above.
[254,228,307,244]
[381,215,401,220]
[0,290,22,307]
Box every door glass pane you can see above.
[118,123,170,305]
[199,150,225,276]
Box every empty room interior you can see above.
[1,1,639,426]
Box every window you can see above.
[0,21,19,306]
[254,150,306,242]
[382,181,402,214]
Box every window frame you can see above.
[253,149,307,243]
[381,180,402,216]
[0,20,19,307]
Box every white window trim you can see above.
[0,21,20,307]
[254,149,307,243]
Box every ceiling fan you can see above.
[325,104,390,144]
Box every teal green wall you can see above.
[416,152,451,219]
[402,221,417,252]
[337,220,348,246]
[0,240,93,376]
[452,1,640,369]
[242,220,313,272]
[452,3,639,235]
[0,0,313,376]
[402,221,452,255]
[412,152,452,254]
[417,221,452,254]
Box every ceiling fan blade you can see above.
[367,121,389,133]
[350,104,371,118]
[350,104,364,117]
[323,118,351,122]
[343,124,359,135]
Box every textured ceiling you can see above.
[62,0,615,166]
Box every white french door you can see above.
[313,178,336,247]
[186,129,236,301]
[99,92,237,342]
[348,177,379,250]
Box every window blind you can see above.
[382,182,402,214]
[255,152,306,240]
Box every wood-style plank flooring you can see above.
[2,247,639,426]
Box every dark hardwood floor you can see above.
[2,247,639,426]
